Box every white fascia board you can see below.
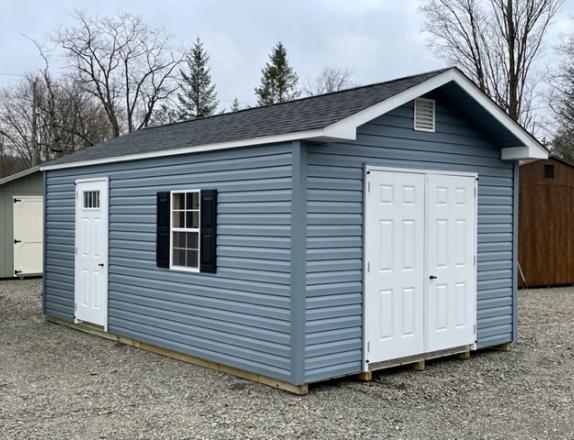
[325,69,548,161]
[40,128,352,171]
[501,146,548,161]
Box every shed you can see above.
[518,156,574,287]
[40,67,547,394]
[0,166,44,278]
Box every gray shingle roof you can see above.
[45,68,452,167]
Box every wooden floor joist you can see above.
[46,316,309,396]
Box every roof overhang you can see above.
[40,68,547,171]
[0,166,41,186]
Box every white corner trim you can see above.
[40,68,547,171]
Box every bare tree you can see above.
[550,31,574,160]
[0,68,111,167]
[304,67,355,96]
[419,0,562,127]
[55,11,183,137]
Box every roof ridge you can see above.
[143,66,454,132]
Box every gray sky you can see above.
[1,0,573,114]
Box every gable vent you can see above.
[544,164,555,179]
[414,98,436,132]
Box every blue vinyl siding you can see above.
[44,144,295,382]
[303,96,516,383]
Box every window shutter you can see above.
[200,189,217,273]
[156,192,170,268]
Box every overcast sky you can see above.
[1,0,573,113]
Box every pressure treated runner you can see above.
[46,316,310,396]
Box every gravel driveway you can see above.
[1,279,573,440]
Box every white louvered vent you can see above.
[414,98,436,132]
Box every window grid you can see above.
[83,190,100,209]
[170,190,201,271]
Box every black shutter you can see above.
[200,189,217,273]
[156,192,170,268]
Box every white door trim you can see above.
[366,165,478,179]
[74,176,109,330]
[363,166,478,371]
[12,195,44,276]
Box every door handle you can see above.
[14,239,22,244]
[429,275,437,280]
[98,263,105,267]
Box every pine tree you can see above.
[255,42,299,106]
[177,38,218,120]
[230,97,241,112]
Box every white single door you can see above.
[426,174,476,352]
[75,178,109,329]
[364,170,426,363]
[13,196,44,276]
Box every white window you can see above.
[83,190,100,209]
[414,98,436,132]
[170,190,201,272]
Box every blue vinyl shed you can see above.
[41,68,548,394]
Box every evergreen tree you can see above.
[230,97,241,112]
[177,38,218,120]
[255,42,299,106]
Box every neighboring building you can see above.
[519,156,574,287]
[40,67,547,394]
[0,167,43,278]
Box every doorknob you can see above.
[429,275,437,280]
[98,263,105,267]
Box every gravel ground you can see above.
[1,279,573,440]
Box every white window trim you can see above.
[169,189,201,273]
[414,98,436,132]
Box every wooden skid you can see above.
[46,316,309,396]
[493,342,512,352]
[364,345,471,377]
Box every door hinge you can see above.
[367,341,371,353]
[367,261,371,272]
[368,181,371,192]
[75,191,78,199]
[75,246,78,255]
[74,302,77,312]
[474,255,477,266]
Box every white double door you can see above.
[364,168,477,366]
[74,178,109,329]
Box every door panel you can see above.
[365,169,477,368]
[365,171,425,363]
[13,196,43,275]
[426,174,476,352]
[75,179,108,329]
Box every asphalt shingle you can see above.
[45,68,452,166]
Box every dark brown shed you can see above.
[519,156,574,287]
